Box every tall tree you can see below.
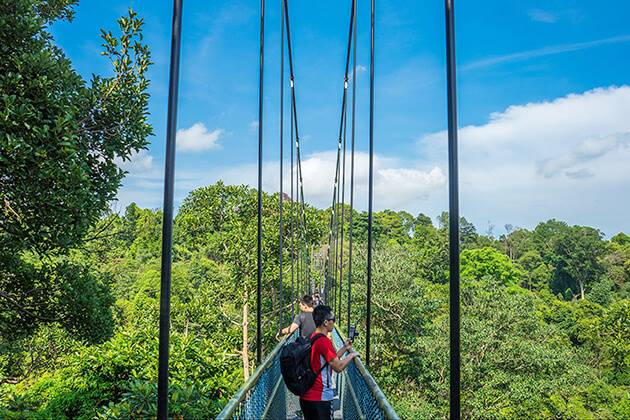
[0,0,151,254]
[554,226,607,300]
[0,0,151,341]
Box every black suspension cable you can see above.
[338,84,348,324]
[290,75,295,319]
[157,1,183,418]
[326,101,344,306]
[365,0,375,367]
[278,0,285,332]
[445,0,461,417]
[283,0,307,224]
[347,0,357,334]
[283,0,310,304]
[324,0,355,306]
[336,140,341,313]
[334,176,340,312]
[256,0,265,365]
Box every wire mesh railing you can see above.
[332,328,399,420]
[217,328,398,419]
[217,332,297,420]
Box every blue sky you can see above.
[52,0,630,236]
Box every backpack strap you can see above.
[310,333,330,374]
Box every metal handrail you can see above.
[217,332,295,419]
[334,327,399,420]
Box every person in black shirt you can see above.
[279,295,316,338]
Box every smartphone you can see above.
[348,325,358,342]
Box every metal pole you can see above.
[278,0,285,333]
[257,0,265,365]
[366,0,375,368]
[347,0,357,335]
[290,52,295,320]
[339,92,347,325]
[157,1,183,418]
[444,0,461,418]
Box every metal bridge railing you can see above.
[217,332,297,420]
[332,328,399,420]
[217,328,398,419]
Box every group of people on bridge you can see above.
[277,295,360,420]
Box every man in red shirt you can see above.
[300,305,358,419]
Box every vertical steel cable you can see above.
[256,0,265,365]
[347,0,357,334]
[334,171,340,312]
[290,76,295,318]
[365,0,375,368]
[157,1,183,418]
[283,0,309,302]
[278,0,285,332]
[298,139,303,297]
[444,0,461,417]
[338,90,348,323]
[324,0,355,307]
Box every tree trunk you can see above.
[242,291,250,381]
[579,279,585,300]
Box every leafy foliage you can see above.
[1,0,151,365]
[0,0,151,253]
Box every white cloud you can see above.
[114,149,154,173]
[302,151,446,210]
[113,152,443,215]
[176,123,224,152]
[537,133,629,178]
[217,151,446,211]
[418,86,630,235]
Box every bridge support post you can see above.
[157,0,183,419]
[444,0,461,419]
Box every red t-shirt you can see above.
[301,332,337,401]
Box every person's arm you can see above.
[280,322,299,335]
[336,340,353,358]
[328,352,359,373]
[279,314,302,336]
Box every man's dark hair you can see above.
[300,294,314,308]
[313,305,333,327]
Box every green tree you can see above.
[461,247,523,286]
[611,232,630,247]
[553,226,607,300]
[414,212,433,230]
[517,250,553,291]
[0,1,152,253]
[0,0,151,384]
[410,222,449,284]
[436,211,479,249]
[500,227,534,260]
[533,219,570,264]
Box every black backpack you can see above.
[280,333,328,396]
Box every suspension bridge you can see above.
[155,0,462,419]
